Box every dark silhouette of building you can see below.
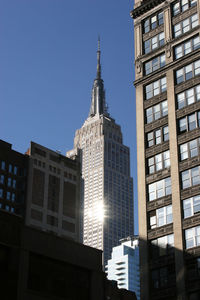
[131,0,200,299]
[0,210,137,300]
[0,139,28,216]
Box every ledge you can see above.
[130,0,165,19]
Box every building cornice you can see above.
[130,0,166,19]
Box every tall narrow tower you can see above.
[67,41,134,266]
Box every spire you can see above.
[96,36,101,79]
[89,39,109,118]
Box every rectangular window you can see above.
[143,11,164,33]
[185,225,200,249]
[145,77,166,100]
[151,234,174,257]
[149,204,173,228]
[12,179,16,189]
[180,137,200,160]
[148,150,170,174]
[172,0,197,16]
[6,191,11,200]
[11,193,15,202]
[179,111,200,133]
[0,188,3,198]
[8,164,12,173]
[13,166,18,175]
[173,14,198,38]
[181,166,200,189]
[0,175,4,184]
[177,84,200,109]
[7,178,12,187]
[183,195,200,218]
[144,54,166,75]
[146,100,168,123]
[174,36,200,59]
[144,32,165,54]
[147,126,169,148]
[1,161,5,170]
[148,177,171,201]
[176,60,200,84]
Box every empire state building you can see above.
[67,41,134,266]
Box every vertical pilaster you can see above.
[167,69,186,300]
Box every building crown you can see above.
[89,38,109,118]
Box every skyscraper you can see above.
[131,0,200,299]
[67,40,134,266]
[106,236,140,300]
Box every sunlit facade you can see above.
[67,42,134,266]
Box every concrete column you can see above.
[167,69,186,300]
[136,84,149,300]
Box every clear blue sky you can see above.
[0,0,138,233]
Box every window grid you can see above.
[147,126,169,148]
[181,166,200,189]
[150,204,173,228]
[179,111,200,133]
[143,11,164,33]
[172,0,197,16]
[151,234,174,257]
[177,84,200,109]
[183,195,200,218]
[146,100,168,124]
[180,137,200,160]
[185,225,200,249]
[176,59,200,84]
[174,35,200,59]
[148,177,172,201]
[148,150,170,174]
[145,77,167,100]
[173,13,198,38]
[144,32,165,54]
[144,54,166,75]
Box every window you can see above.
[147,126,169,148]
[144,32,165,54]
[177,84,200,109]
[176,60,200,84]
[143,11,164,33]
[173,14,198,38]
[5,205,10,211]
[6,191,11,200]
[151,234,174,257]
[13,166,18,175]
[185,225,200,248]
[148,177,171,201]
[146,100,168,123]
[151,265,175,289]
[148,150,170,174]
[8,164,12,173]
[0,189,3,198]
[179,111,200,133]
[145,77,166,100]
[183,195,200,218]
[144,54,166,75]
[181,166,200,189]
[11,193,15,202]
[172,0,197,16]
[7,178,12,187]
[180,137,200,160]
[174,36,200,59]
[0,175,4,184]
[150,205,173,228]
[12,179,16,189]
[1,161,5,170]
